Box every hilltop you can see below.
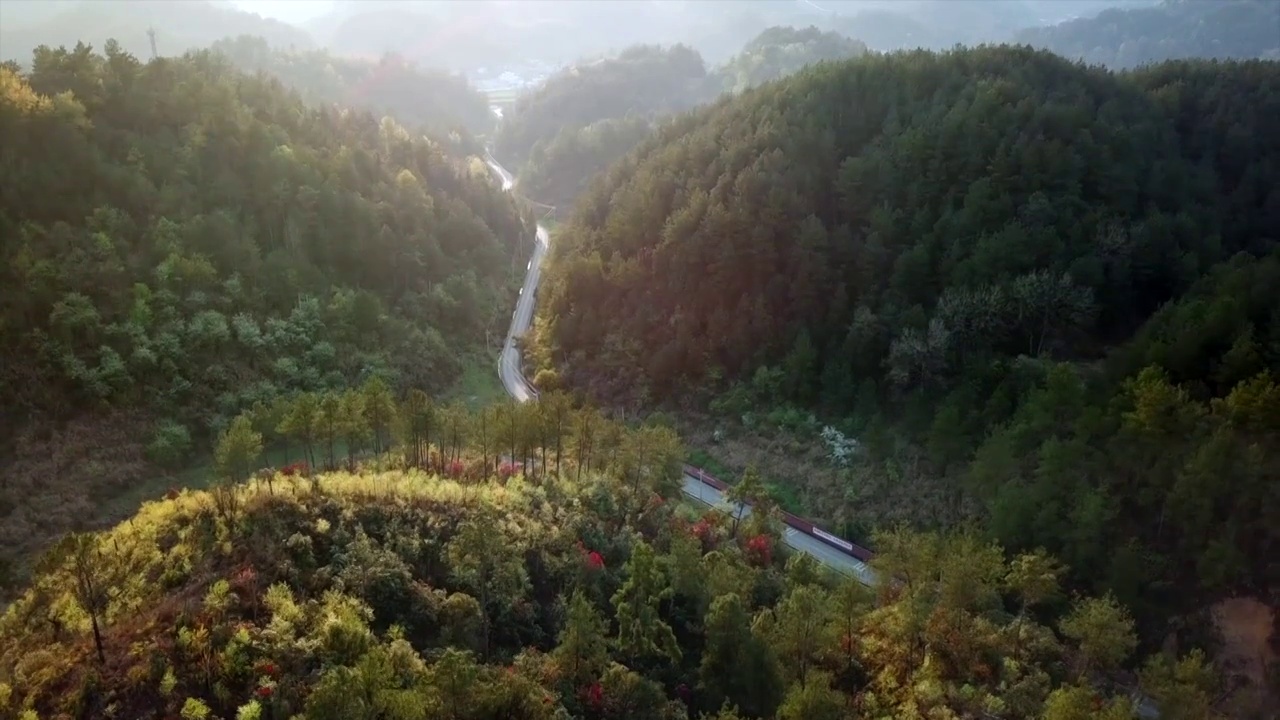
[529,44,1280,655]
[0,397,1221,719]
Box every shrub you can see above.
[147,420,193,468]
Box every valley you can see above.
[1,1,1278,718]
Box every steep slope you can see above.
[210,35,493,138]
[531,46,1280,629]
[0,397,1213,719]
[0,46,529,576]
[0,0,313,64]
[1016,0,1280,69]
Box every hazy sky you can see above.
[230,0,335,24]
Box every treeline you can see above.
[1017,0,1280,69]
[499,27,870,211]
[531,46,1280,635]
[1,403,1225,719]
[210,35,494,138]
[219,380,684,495]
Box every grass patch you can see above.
[445,351,509,409]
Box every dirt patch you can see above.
[0,410,159,596]
[1213,597,1278,716]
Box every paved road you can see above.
[484,152,878,584]
[487,154,546,402]
[681,473,875,584]
[484,125,1161,720]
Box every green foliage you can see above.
[0,47,527,447]
[147,419,194,468]
[534,43,1280,633]
[0,442,1214,720]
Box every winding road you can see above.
[483,120,1159,720]
[483,151,874,583]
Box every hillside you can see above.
[0,47,529,582]
[494,44,710,176]
[0,0,313,65]
[210,36,493,138]
[0,396,1220,719]
[530,46,1280,637]
[1016,0,1280,69]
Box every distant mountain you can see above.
[210,35,493,136]
[1016,0,1280,68]
[303,0,1158,72]
[0,0,313,64]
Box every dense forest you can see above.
[209,35,493,138]
[0,44,530,582]
[531,45,1280,656]
[505,28,870,213]
[1017,0,1280,69]
[0,394,1227,719]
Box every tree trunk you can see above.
[90,612,106,664]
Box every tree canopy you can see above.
[0,41,531,583]
[0,395,1220,719]
[531,45,1280,632]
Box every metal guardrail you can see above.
[681,463,875,562]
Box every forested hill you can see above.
[1016,0,1280,69]
[494,44,710,175]
[210,35,493,139]
[714,26,870,95]
[532,46,1280,634]
[0,397,1220,719]
[0,44,528,573]
[507,28,869,213]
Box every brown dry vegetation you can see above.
[1212,597,1280,717]
[0,411,160,595]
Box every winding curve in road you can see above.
[483,126,1159,720]
[483,152,875,584]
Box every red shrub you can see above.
[281,461,309,477]
[256,685,274,698]
[745,534,773,567]
[498,462,519,479]
[445,460,465,478]
[583,682,604,707]
[586,551,605,571]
